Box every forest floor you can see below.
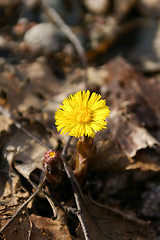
[0,0,160,239]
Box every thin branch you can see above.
[42,190,78,224]
[40,0,88,90]
[62,145,91,240]
[0,178,45,233]
[61,136,72,156]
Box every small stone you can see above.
[83,0,109,15]
[24,23,63,53]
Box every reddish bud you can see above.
[42,149,63,184]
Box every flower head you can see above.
[55,90,110,138]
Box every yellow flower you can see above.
[55,90,110,138]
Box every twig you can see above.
[62,157,91,240]
[42,191,57,219]
[0,106,50,150]
[42,190,78,224]
[0,178,45,233]
[39,0,88,90]
[61,136,72,156]
[61,139,91,240]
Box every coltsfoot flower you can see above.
[55,90,110,138]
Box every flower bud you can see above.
[42,149,63,184]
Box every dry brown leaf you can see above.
[0,207,31,240]
[0,114,12,132]
[0,174,29,205]
[0,61,61,113]
[89,139,132,172]
[77,196,156,240]
[31,211,72,240]
[102,56,160,158]
[126,161,160,171]
[30,221,49,240]
[3,120,57,183]
[0,205,49,240]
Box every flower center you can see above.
[76,107,91,123]
[49,151,56,158]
